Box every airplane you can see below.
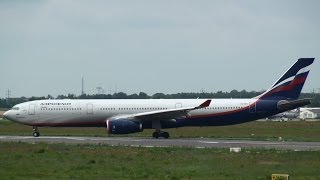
[4,58,315,138]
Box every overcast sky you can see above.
[0,0,319,98]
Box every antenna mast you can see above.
[81,77,84,95]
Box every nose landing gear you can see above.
[32,126,40,137]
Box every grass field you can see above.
[0,142,319,179]
[1,119,320,142]
[1,120,320,179]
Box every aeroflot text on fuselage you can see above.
[40,103,72,106]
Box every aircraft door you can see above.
[28,104,35,115]
[175,103,182,108]
[87,104,93,114]
[249,102,256,113]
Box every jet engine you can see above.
[106,119,143,134]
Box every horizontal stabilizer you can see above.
[277,98,311,110]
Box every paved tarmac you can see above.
[0,136,320,150]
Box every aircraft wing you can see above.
[110,100,211,121]
[133,99,211,121]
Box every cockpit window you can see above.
[11,107,19,110]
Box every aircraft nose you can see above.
[3,111,10,119]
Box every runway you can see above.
[0,136,320,150]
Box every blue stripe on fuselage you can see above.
[158,100,280,128]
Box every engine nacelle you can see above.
[106,119,143,134]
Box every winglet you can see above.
[198,100,211,108]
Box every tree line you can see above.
[1,90,319,109]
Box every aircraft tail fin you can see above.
[257,58,315,100]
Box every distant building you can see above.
[300,108,320,120]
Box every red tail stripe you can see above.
[266,76,307,95]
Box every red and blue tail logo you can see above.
[258,58,314,100]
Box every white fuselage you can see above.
[6,99,256,127]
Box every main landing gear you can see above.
[151,120,169,139]
[152,130,169,139]
[33,126,40,137]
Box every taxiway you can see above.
[0,136,320,150]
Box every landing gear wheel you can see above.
[152,131,169,139]
[162,132,169,139]
[32,126,40,137]
[33,131,40,137]
[153,132,160,139]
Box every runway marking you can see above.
[197,140,282,145]
[198,141,219,144]
[218,141,282,145]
